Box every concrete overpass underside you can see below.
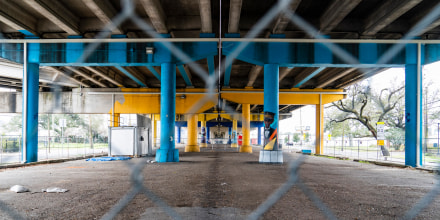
[0,0,439,166]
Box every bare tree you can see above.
[328,82,404,139]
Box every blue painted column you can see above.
[263,64,279,151]
[228,126,232,144]
[22,42,40,163]
[257,126,261,145]
[405,43,423,167]
[155,63,179,162]
[207,126,210,144]
[177,126,181,144]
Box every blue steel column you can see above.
[177,126,181,144]
[155,63,179,162]
[22,42,40,163]
[405,43,423,167]
[264,64,279,150]
[257,126,261,145]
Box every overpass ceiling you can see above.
[0,0,438,113]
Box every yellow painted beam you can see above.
[240,104,252,153]
[111,88,218,114]
[185,114,200,152]
[221,88,345,105]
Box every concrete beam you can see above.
[316,68,356,88]
[64,66,107,87]
[47,67,90,87]
[293,67,326,88]
[115,66,147,87]
[362,0,422,36]
[199,0,212,33]
[81,0,123,34]
[272,0,302,34]
[23,0,80,35]
[320,0,362,34]
[140,0,168,34]
[279,67,293,82]
[0,1,38,36]
[236,104,241,111]
[228,0,242,33]
[83,66,123,87]
[246,65,263,88]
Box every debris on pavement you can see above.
[41,187,69,193]
[9,185,30,193]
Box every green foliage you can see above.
[293,133,300,143]
[385,128,405,150]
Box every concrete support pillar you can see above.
[22,42,39,163]
[240,104,252,153]
[315,96,324,155]
[200,120,207,147]
[185,114,200,152]
[263,64,279,151]
[405,43,423,167]
[260,63,283,163]
[156,63,179,162]
[231,119,238,148]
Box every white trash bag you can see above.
[41,187,69,193]
[9,185,30,193]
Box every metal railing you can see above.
[0,135,108,165]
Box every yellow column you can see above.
[231,119,238,148]
[315,96,324,155]
[110,113,120,127]
[185,114,200,152]
[240,104,252,153]
[200,120,208,147]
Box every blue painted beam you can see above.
[115,66,146,87]
[177,65,193,86]
[293,67,326,88]
[146,66,161,81]
[207,55,215,76]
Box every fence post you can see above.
[358,140,359,160]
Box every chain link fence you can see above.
[1,0,440,219]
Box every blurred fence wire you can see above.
[1,0,440,219]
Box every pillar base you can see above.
[239,145,252,153]
[155,149,179,162]
[185,145,200,152]
[259,150,283,164]
[200,143,208,148]
[231,143,238,148]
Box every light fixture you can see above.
[146,47,154,54]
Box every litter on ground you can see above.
[86,156,131,161]
[9,185,30,193]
